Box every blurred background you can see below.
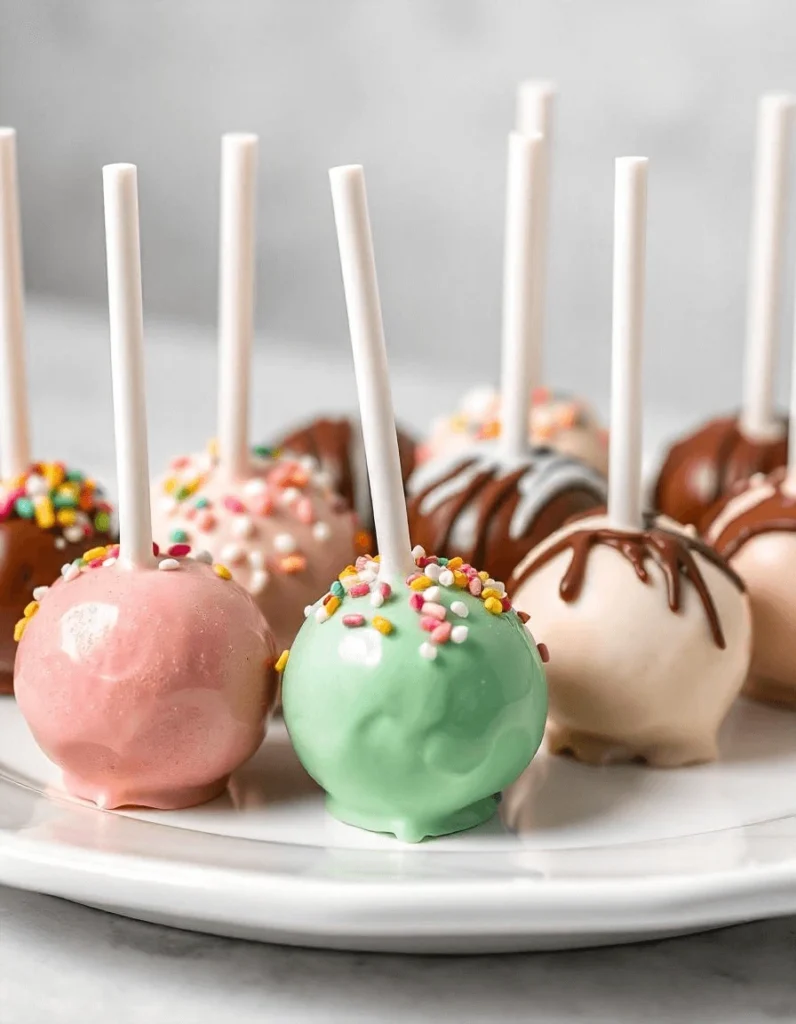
[1,0,796,468]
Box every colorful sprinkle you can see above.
[275,649,290,673]
[422,602,447,622]
[158,558,180,571]
[168,543,192,558]
[450,601,469,618]
[192,549,213,564]
[32,586,48,601]
[451,625,469,644]
[537,642,550,664]
[170,528,189,544]
[250,570,269,594]
[484,597,503,615]
[331,580,346,598]
[409,576,433,592]
[409,592,425,611]
[431,622,452,645]
[213,563,232,580]
[23,600,39,619]
[412,545,426,560]
[438,569,455,587]
[325,595,341,616]
[223,496,246,514]
[280,554,307,574]
[371,616,393,635]
[342,613,366,628]
[349,582,370,598]
[274,533,298,554]
[419,642,437,660]
[313,521,331,541]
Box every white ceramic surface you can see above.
[1,696,795,953]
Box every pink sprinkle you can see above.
[223,496,246,514]
[355,555,370,570]
[468,577,483,597]
[171,455,190,469]
[432,622,452,645]
[88,557,105,568]
[251,495,273,517]
[152,542,160,556]
[460,564,472,574]
[7,487,25,503]
[168,543,191,557]
[196,510,217,532]
[420,616,439,632]
[0,498,13,520]
[409,593,425,611]
[107,545,120,558]
[537,642,550,664]
[349,582,370,598]
[405,573,422,585]
[501,596,512,612]
[296,497,315,525]
[422,602,446,621]
[343,614,366,628]
[183,505,197,521]
[379,582,392,599]
[417,556,431,567]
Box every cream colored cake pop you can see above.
[510,158,752,767]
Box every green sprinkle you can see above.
[72,558,85,568]
[14,497,35,519]
[175,486,191,502]
[170,528,189,543]
[53,492,78,509]
[66,470,84,483]
[94,511,111,533]
[437,557,449,566]
[252,445,277,459]
[331,580,345,598]
[194,496,210,509]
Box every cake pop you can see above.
[654,94,795,527]
[0,129,114,694]
[417,81,608,475]
[272,414,417,538]
[511,158,752,766]
[406,131,606,582]
[149,135,358,651]
[14,164,278,810]
[282,165,548,843]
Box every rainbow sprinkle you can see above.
[0,464,112,545]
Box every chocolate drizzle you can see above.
[709,470,796,559]
[514,516,744,649]
[654,414,787,528]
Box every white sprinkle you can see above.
[485,578,505,596]
[220,543,245,564]
[158,558,180,571]
[243,477,268,498]
[32,586,49,601]
[314,470,333,490]
[359,569,377,584]
[304,605,313,618]
[412,545,426,560]
[159,496,178,514]
[192,549,213,564]
[366,560,379,573]
[299,455,318,472]
[250,569,269,594]
[102,557,117,567]
[340,574,359,591]
[370,590,384,608]
[248,549,265,569]
[64,525,84,544]
[451,625,469,644]
[424,563,441,582]
[315,605,330,623]
[439,569,455,587]
[63,565,80,582]
[55,537,66,550]
[281,487,300,506]
[60,563,72,577]
[419,642,438,661]
[424,586,440,602]
[274,532,297,554]
[450,601,469,618]
[25,474,48,497]
[313,521,331,541]
[231,515,255,539]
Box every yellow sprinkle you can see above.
[42,463,65,488]
[34,497,55,530]
[371,615,393,635]
[164,477,178,494]
[207,437,219,457]
[275,649,290,673]
[213,563,232,580]
[478,571,489,581]
[447,557,463,570]
[338,565,357,579]
[326,595,341,615]
[484,597,503,615]
[82,546,108,563]
[453,570,468,588]
[56,508,77,526]
[409,576,433,591]
[13,619,27,642]
[482,587,503,600]
[23,600,39,619]
[451,414,467,433]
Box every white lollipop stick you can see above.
[218,133,258,480]
[741,93,796,441]
[329,165,414,580]
[515,80,556,395]
[500,132,544,459]
[787,278,796,487]
[102,164,154,570]
[608,157,648,531]
[0,129,31,480]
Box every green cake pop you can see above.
[281,164,548,843]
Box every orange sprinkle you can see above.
[354,530,372,554]
[275,650,290,673]
[453,570,468,588]
[280,554,307,575]
[446,557,463,570]
[326,595,341,616]
[213,564,232,580]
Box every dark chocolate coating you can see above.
[0,519,114,694]
[653,414,788,530]
[273,416,417,534]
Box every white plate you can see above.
[1,696,796,953]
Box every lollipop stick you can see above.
[102,164,154,569]
[0,129,31,480]
[741,93,796,441]
[329,165,414,580]
[500,132,544,459]
[787,275,796,487]
[608,157,648,530]
[218,133,258,480]
[516,81,556,393]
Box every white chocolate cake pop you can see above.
[149,136,358,651]
[511,158,752,766]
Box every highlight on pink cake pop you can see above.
[14,163,279,811]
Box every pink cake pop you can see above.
[150,135,358,651]
[14,165,278,810]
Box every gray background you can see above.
[2,0,796,424]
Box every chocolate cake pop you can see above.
[15,164,278,810]
[273,414,417,537]
[282,165,547,842]
[406,131,606,580]
[511,158,752,766]
[654,94,795,527]
[0,130,114,694]
[149,136,358,651]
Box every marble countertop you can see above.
[3,301,794,1023]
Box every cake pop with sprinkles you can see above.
[416,82,608,476]
[654,94,795,528]
[14,164,278,810]
[406,130,606,583]
[149,135,358,651]
[0,129,114,693]
[282,165,547,843]
[511,158,752,766]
